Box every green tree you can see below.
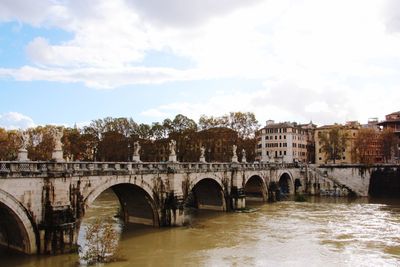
[0,128,8,160]
[150,122,167,140]
[62,127,81,161]
[97,131,129,161]
[199,112,259,139]
[0,128,20,160]
[27,125,60,161]
[319,126,348,164]
[81,219,119,265]
[228,112,259,139]
[380,128,398,163]
[352,128,376,164]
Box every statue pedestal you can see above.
[242,156,247,163]
[52,150,64,162]
[132,155,141,162]
[231,156,238,163]
[199,156,206,163]
[17,149,29,161]
[169,155,177,162]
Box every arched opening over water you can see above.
[0,194,37,255]
[187,178,226,211]
[244,175,267,202]
[83,183,159,228]
[78,184,160,262]
[279,173,292,195]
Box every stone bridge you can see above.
[0,160,397,255]
[0,160,306,255]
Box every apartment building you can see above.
[256,120,312,163]
[314,121,360,164]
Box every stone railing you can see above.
[0,161,290,178]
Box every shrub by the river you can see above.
[81,219,119,265]
[294,194,307,202]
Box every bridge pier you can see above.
[231,186,246,209]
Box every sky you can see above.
[1,0,400,130]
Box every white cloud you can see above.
[0,0,52,25]
[0,112,35,130]
[141,84,400,126]
[0,65,200,89]
[140,109,170,119]
[0,0,398,88]
[383,0,400,33]
[125,0,261,27]
[1,0,400,124]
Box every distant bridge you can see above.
[0,160,396,255]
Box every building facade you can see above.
[256,120,312,163]
[377,111,400,160]
[314,122,360,164]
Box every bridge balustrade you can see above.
[0,160,282,179]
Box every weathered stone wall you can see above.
[313,165,371,196]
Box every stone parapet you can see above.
[0,161,284,179]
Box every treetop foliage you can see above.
[0,112,259,162]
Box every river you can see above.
[1,190,400,267]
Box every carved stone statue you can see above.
[19,130,29,150]
[200,146,205,158]
[199,146,206,163]
[132,141,141,162]
[242,149,247,163]
[232,145,237,157]
[133,141,141,156]
[169,140,176,156]
[232,144,238,163]
[169,140,177,162]
[17,130,29,161]
[51,128,64,162]
[52,128,63,151]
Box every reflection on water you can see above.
[1,194,400,267]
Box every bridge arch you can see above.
[84,181,160,227]
[187,177,226,211]
[0,189,37,254]
[278,172,294,195]
[244,175,267,202]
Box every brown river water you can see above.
[1,190,400,267]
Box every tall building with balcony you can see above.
[378,111,400,134]
[256,120,313,163]
[377,111,400,159]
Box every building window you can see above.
[275,136,277,140]
[319,157,322,160]
[284,151,286,155]
[284,135,286,139]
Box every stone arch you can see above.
[244,175,267,202]
[0,189,37,254]
[187,177,226,211]
[83,181,159,227]
[278,172,294,195]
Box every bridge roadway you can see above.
[0,160,392,255]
